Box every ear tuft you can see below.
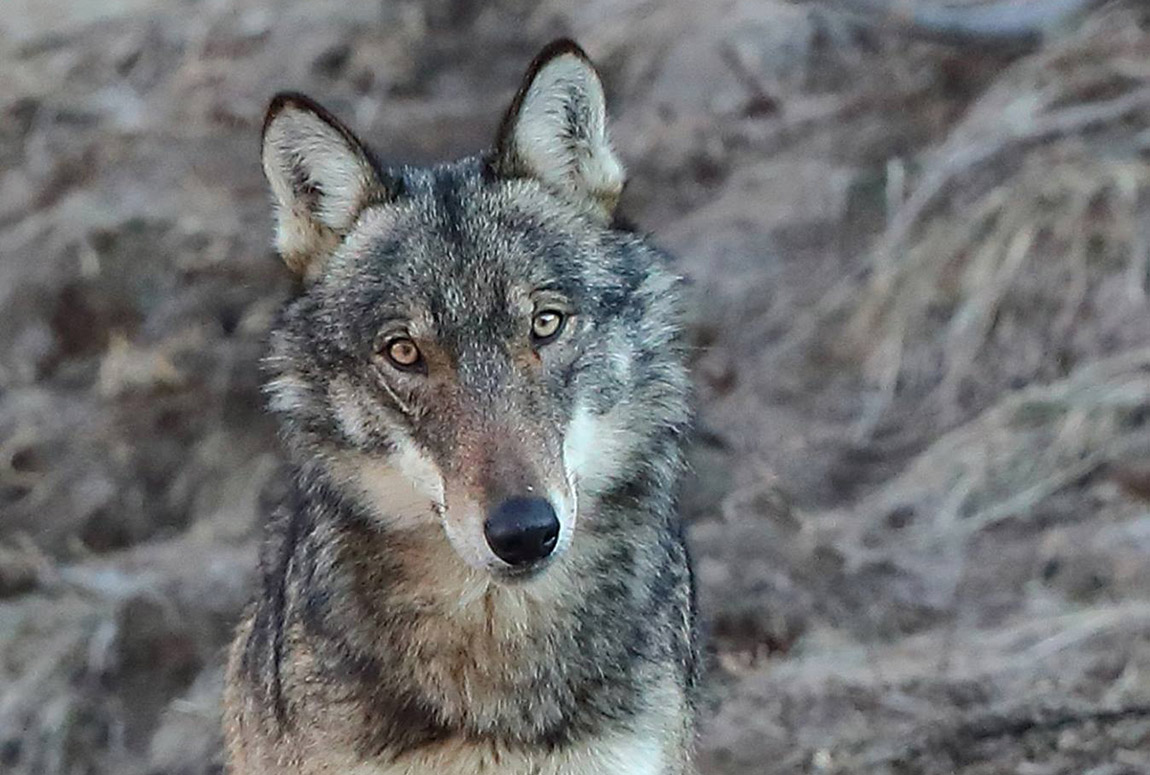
[261,93,388,280]
[494,40,625,220]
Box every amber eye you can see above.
[384,337,422,370]
[531,309,566,344]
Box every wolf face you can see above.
[260,41,688,581]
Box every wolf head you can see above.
[260,40,689,581]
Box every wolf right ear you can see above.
[261,93,393,281]
[493,40,625,221]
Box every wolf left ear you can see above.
[493,40,625,221]
[261,93,393,281]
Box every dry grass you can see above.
[796,4,1150,435]
[4,2,1150,773]
[842,347,1150,552]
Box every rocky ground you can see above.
[2,1,1150,773]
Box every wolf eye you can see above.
[384,337,423,370]
[531,310,566,344]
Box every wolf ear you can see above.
[493,40,625,220]
[261,93,391,280]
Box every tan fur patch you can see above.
[227,606,691,775]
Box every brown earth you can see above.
[2,1,1149,773]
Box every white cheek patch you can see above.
[389,435,446,506]
[342,434,445,530]
[549,482,578,559]
[264,374,310,414]
[353,457,442,530]
[328,381,445,528]
[441,497,497,572]
[563,404,640,498]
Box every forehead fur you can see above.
[311,157,651,345]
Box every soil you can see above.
[2,1,1149,774]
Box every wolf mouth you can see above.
[493,558,553,583]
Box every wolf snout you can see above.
[483,496,560,566]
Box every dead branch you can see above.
[857,701,1150,767]
[827,0,1106,49]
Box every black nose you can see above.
[484,497,560,567]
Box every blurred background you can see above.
[2,1,1150,773]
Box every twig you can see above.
[960,431,1150,535]
[718,43,780,117]
[827,0,1106,49]
[859,701,1150,767]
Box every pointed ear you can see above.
[493,40,625,220]
[261,93,392,280]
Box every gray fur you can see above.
[225,39,698,775]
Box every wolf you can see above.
[223,39,698,775]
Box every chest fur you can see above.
[347,729,669,775]
[308,524,663,737]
